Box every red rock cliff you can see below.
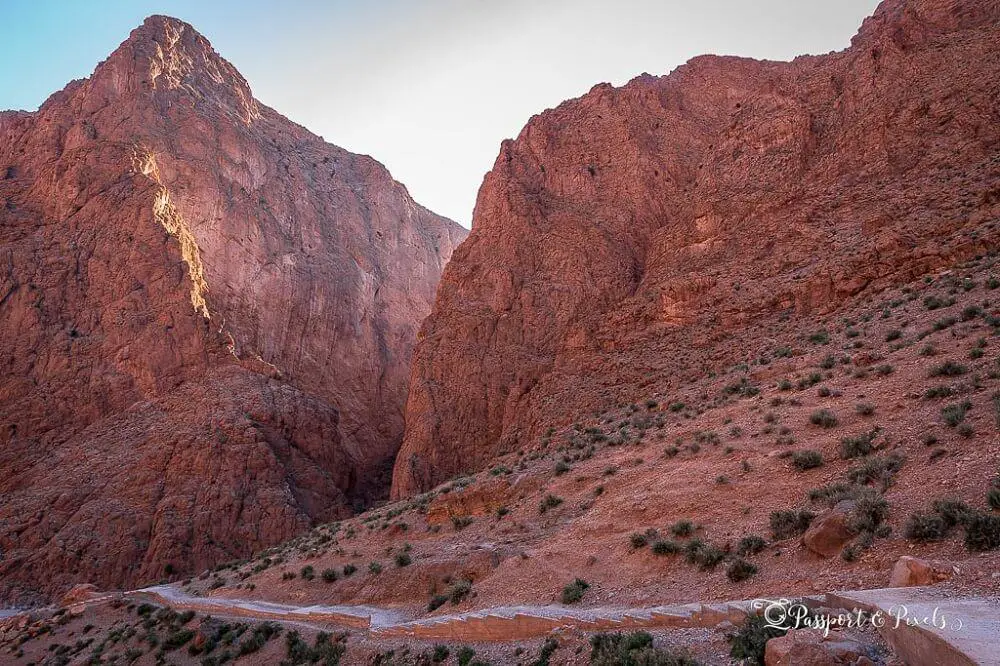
[392,0,1000,498]
[0,16,466,602]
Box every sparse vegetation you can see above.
[930,360,968,377]
[561,578,590,604]
[770,509,815,539]
[848,453,905,488]
[840,429,878,459]
[726,558,758,582]
[671,519,695,537]
[684,539,725,570]
[809,409,838,428]
[855,402,876,416]
[791,450,824,471]
[965,513,1000,551]
[904,512,948,542]
[809,329,830,345]
[736,535,767,556]
[942,400,972,427]
[651,539,682,556]
[590,631,700,666]
[539,494,564,514]
[729,614,787,666]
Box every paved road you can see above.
[106,584,997,660]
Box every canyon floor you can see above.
[5,251,1000,663]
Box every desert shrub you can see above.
[651,540,682,556]
[726,559,758,583]
[770,510,815,539]
[885,329,902,342]
[629,532,649,549]
[905,512,948,542]
[321,568,338,583]
[736,535,767,556]
[368,562,383,575]
[809,330,830,344]
[162,629,195,651]
[791,450,824,471]
[532,637,559,666]
[237,623,281,656]
[942,400,972,427]
[395,553,411,567]
[300,565,314,581]
[798,373,823,389]
[933,498,975,528]
[554,460,571,476]
[850,494,890,533]
[840,429,878,459]
[456,646,476,666]
[807,483,855,505]
[819,355,836,369]
[930,361,968,377]
[923,295,950,310]
[962,305,983,321]
[848,453,905,488]
[539,494,563,514]
[561,578,590,604]
[924,385,954,399]
[590,631,699,666]
[451,516,473,531]
[427,594,448,612]
[724,377,760,398]
[989,488,1000,511]
[670,520,695,537]
[809,409,838,428]
[342,564,357,577]
[855,402,876,416]
[684,540,725,570]
[965,513,1000,551]
[449,579,472,605]
[729,615,786,666]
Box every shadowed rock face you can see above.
[0,15,466,603]
[392,0,1000,498]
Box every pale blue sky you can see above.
[0,0,881,226]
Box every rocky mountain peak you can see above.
[87,14,259,123]
[0,15,466,603]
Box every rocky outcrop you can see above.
[765,629,869,666]
[888,556,952,587]
[391,0,1000,497]
[0,16,466,603]
[803,503,856,558]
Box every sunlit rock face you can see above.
[0,15,466,603]
[392,0,1000,498]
